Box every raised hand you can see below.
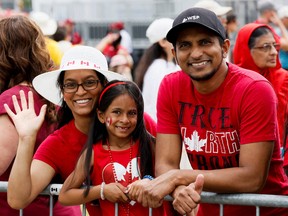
[4,90,47,138]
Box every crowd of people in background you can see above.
[1,0,288,215]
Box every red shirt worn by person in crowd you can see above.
[233,23,288,170]
[64,19,82,45]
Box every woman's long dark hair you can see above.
[83,80,155,196]
[56,70,107,129]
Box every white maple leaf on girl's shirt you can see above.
[184,130,206,152]
[113,163,127,182]
[113,158,140,182]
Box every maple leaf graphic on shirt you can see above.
[184,130,206,152]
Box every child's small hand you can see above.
[104,183,130,203]
[126,179,151,203]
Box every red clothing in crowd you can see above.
[233,23,288,169]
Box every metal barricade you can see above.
[201,192,288,216]
[1,181,288,216]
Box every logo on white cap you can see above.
[182,15,200,23]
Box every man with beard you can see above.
[127,7,288,216]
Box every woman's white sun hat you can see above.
[32,45,127,105]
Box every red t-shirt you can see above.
[157,63,288,216]
[91,140,164,216]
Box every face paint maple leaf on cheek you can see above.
[105,117,112,127]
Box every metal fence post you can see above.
[81,204,86,216]
[114,203,119,216]
[49,195,54,216]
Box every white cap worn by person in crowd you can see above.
[278,6,288,19]
[146,18,173,44]
[32,45,127,105]
[193,0,232,17]
[29,11,63,67]
[29,11,57,36]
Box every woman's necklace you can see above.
[107,139,133,216]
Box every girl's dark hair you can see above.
[248,27,271,50]
[56,70,107,129]
[83,80,155,196]
[134,43,167,90]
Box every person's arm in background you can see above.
[96,33,119,52]
[0,114,19,175]
[271,12,288,51]
[5,91,56,209]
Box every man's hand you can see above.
[172,174,204,215]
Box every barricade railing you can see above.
[1,181,288,216]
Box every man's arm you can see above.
[154,137,273,193]
[155,133,182,176]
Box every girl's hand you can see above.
[4,90,47,138]
[126,179,151,202]
[104,182,130,203]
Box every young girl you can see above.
[58,80,164,216]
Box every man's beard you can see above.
[189,58,223,81]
